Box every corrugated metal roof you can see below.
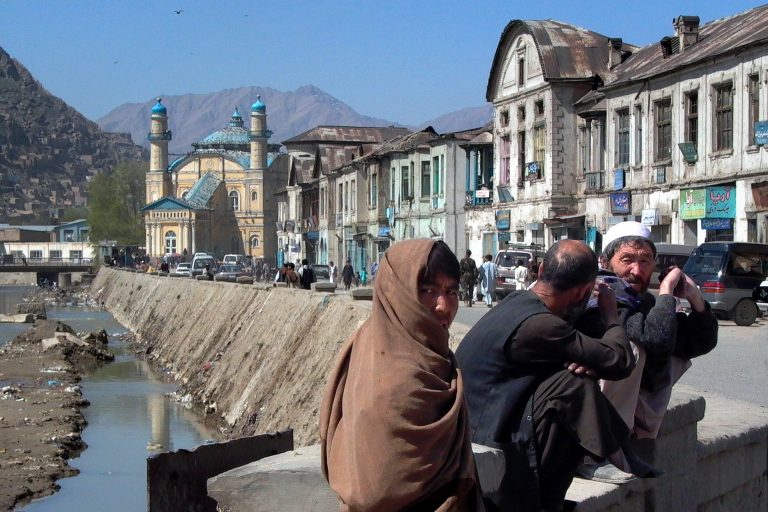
[368,127,441,157]
[282,125,411,145]
[487,19,629,101]
[606,5,768,87]
[184,172,222,208]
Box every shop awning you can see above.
[543,213,585,225]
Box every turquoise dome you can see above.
[251,95,266,112]
[151,98,167,116]
[194,109,249,148]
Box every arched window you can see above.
[229,190,240,211]
[164,230,177,254]
[250,235,260,248]
[251,190,258,202]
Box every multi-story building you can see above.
[577,7,768,245]
[480,6,768,252]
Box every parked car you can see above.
[190,254,218,278]
[649,243,697,290]
[312,264,330,282]
[175,262,191,277]
[683,242,768,326]
[214,264,247,282]
[494,245,544,300]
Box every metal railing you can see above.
[1,257,93,267]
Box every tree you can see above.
[87,161,146,245]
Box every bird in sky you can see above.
[173,9,183,14]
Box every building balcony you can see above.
[249,130,273,140]
[585,171,604,192]
[147,131,172,142]
[465,189,493,206]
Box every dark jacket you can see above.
[576,292,718,391]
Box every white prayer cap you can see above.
[602,221,651,253]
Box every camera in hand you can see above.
[658,265,685,295]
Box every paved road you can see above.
[454,302,768,408]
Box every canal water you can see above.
[0,286,216,511]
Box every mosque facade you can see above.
[141,97,280,263]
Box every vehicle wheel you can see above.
[732,299,758,326]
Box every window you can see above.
[749,74,760,145]
[517,131,526,184]
[535,100,544,117]
[251,190,257,202]
[714,83,733,151]
[518,105,526,122]
[533,124,546,174]
[369,172,377,208]
[69,250,83,261]
[500,136,510,185]
[685,91,698,149]
[351,179,356,212]
[165,230,177,254]
[319,186,325,217]
[401,165,410,199]
[616,108,630,166]
[391,167,396,201]
[432,156,441,195]
[229,190,239,211]
[250,235,260,248]
[634,105,643,166]
[30,250,43,260]
[338,184,343,214]
[63,229,74,241]
[654,98,672,161]
[420,161,430,198]
[50,250,62,260]
[500,109,509,127]
[579,125,590,175]
[517,56,525,86]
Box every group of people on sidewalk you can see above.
[319,221,718,511]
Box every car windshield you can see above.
[313,265,329,279]
[193,259,213,269]
[683,248,726,275]
[496,252,530,268]
[177,263,190,269]
[219,265,240,273]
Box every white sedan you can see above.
[175,262,191,277]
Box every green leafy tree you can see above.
[87,161,146,245]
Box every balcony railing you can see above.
[465,189,493,206]
[585,171,604,191]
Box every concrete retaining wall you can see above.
[91,268,468,445]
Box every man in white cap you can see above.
[574,221,718,482]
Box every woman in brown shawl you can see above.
[320,239,483,511]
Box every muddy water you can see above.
[0,289,215,512]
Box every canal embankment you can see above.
[90,267,468,447]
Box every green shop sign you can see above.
[705,185,736,218]
[680,188,706,220]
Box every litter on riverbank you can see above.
[0,309,115,510]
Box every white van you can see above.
[190,254,218,278]
[222,254,247,268]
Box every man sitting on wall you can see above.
[575,221,718,481]
[456,240,637,511]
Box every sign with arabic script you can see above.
[610,192,631,214]
[679,188,705,220]
[705,185,736,218]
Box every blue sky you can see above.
[0,1,763,125]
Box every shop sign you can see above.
[680,188,706,220]
[284,220,296,232]
[303,230,319,241]
[701,218,732,230]
[476,188,490,198]
[705,185,735,218]
[495,209,511,230]
[526,222,543,231]
[641,208,659,226]
[377,226,391,238]
[678,142,698,163]
[610,192,631,214]
[755,121,768,146]
[497,231,511,242]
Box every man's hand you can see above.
[596,281,620,326]
[565,361,596,377]
[660,267,706,312]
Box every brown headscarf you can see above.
[320,239,482,511]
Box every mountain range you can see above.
[0,43,491,223]
[97,86,493,155]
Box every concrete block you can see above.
[168,273,186,278]
[0,313,34,323]
[195,275,213,281]
[350,288,374,300]
[207,444,338,512]
[311,282,336,293]
[273,282,288,288]
[236,276,254,285]
[17,301,46,319]
[158,272,169,277]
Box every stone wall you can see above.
[91,267,468,446]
